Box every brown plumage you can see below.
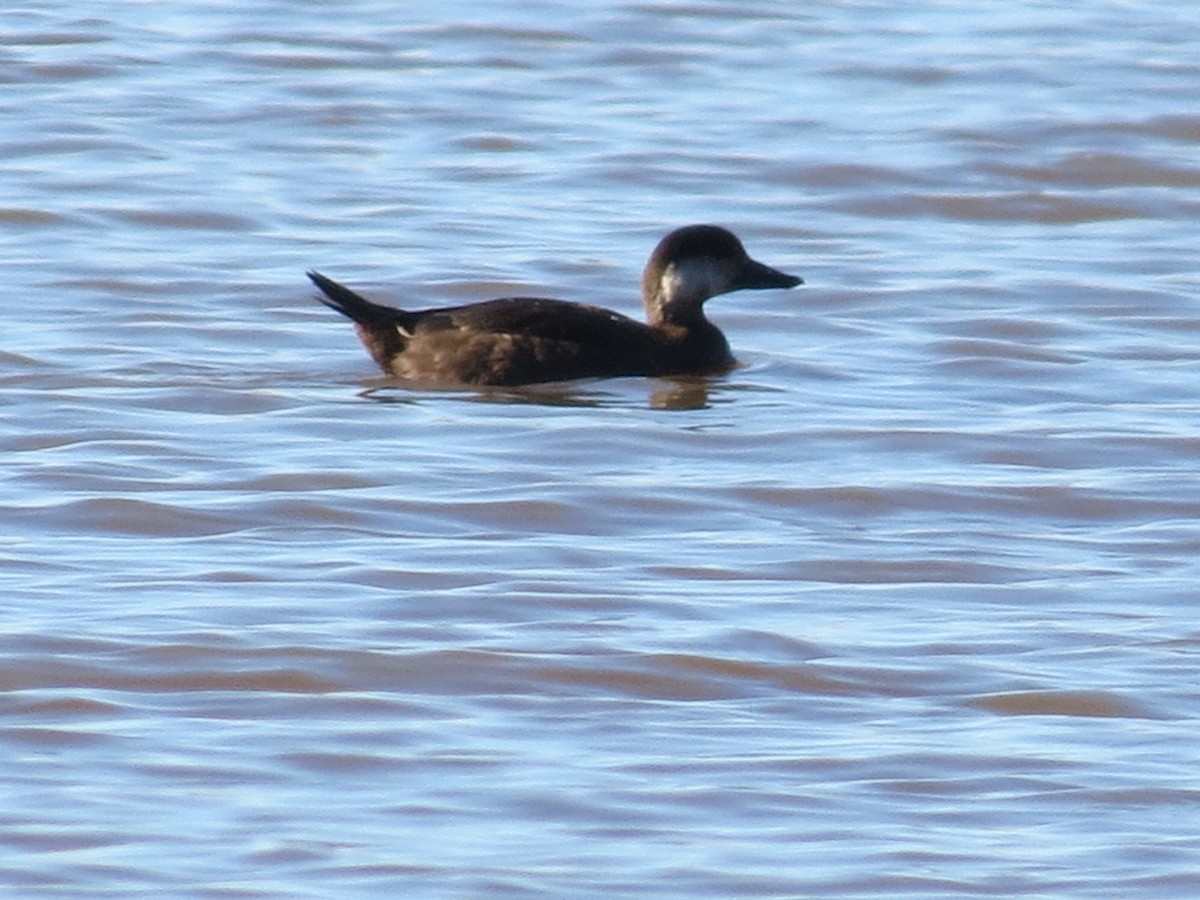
[309,224,801,386]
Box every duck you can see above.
[308,224,802,387]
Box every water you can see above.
[3,1,1200,896]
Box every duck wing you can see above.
[410,297,649,345]
[406,298,669,384]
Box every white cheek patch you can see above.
[659,258,723,301]
[658,264,684,300]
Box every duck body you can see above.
[310,225,801,387]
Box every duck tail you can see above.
[306,271,407,326]
[307,271,412,372]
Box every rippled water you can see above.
[4,1,1200,896]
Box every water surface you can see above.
[3,1,1200,896]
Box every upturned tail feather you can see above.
[306,271,412,329]
[308,270,414,372]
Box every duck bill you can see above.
[737,258,803,290]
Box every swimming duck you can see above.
[309,224,801,386]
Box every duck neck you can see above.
[643,289,731,371]
[644,294,710,329]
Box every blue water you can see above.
[3,1,1200,897]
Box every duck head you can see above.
[641,224,802,326]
